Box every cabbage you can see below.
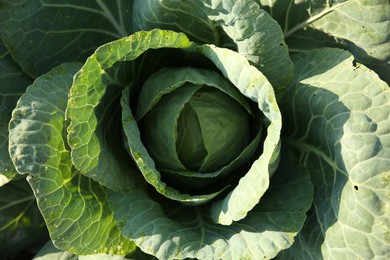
[1,0,389,259]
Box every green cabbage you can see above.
[1,0,389,259]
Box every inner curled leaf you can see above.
[142,85,252,173]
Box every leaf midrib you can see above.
[284,1,348,38]
[0,195,35,211]
[283,137,348,178]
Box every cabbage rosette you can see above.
[73,29,313,258]
[7,28,313,259]
[4,0,389,259]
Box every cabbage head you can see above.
[0,0,389,259]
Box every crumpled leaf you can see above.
[133,0,294,92]
[109,150,313,259]
[257,0,390,83]
[0,0,134,77]
[0,179,48,257]
[8,63,136,255]
[0,42,32,183]
[279,48,390,259]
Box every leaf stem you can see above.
[284,2,347,38]
[0,196,35,211]
[283,137,348,178]
[96,0,127,38]
[283,0,294,36]
[195,208,205,251]
[117,0,126,35]
[0,199,35,232]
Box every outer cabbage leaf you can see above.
[257,0,390,83]
[190,44,282,224]
[0,42,32,184]
[33,240,153,260]
[0,0,134,77]
[133,0,220,44]
[279,48,390,259]
[66,30,196,196]
[33,241,157,260]
[0,179,48,258]
[132,0,294,93]
[8,63,136,255]
[109,152,313,260]
[34,241,77,260]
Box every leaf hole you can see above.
[354,185,359,191]
[279,43,284,46]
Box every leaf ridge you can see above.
[284,2,348,37]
